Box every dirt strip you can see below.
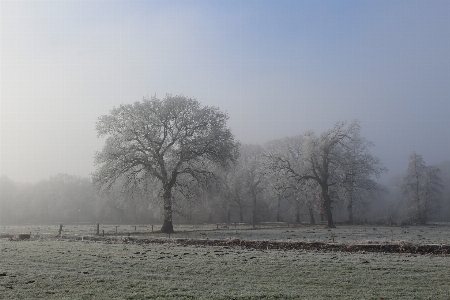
[31,235,449,255]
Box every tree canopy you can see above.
[93,95,238,233]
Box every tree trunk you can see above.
[276,195,282,222]
[239,206,244,222]
[308,205,315,225]
[347,190,354,224]
[322,188,335,228]
[160,190,174,233]
[252,193,257,228]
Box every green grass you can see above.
[1,237,449,299]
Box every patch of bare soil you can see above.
[25,234,449,255]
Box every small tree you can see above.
[93,95,238,233]
[401,152,442,224]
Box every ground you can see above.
[1,224,449,299]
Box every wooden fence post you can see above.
[59,224,63,236]
[96,223,100,235]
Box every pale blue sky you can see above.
[1,0,449,183]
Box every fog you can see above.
[1,0,450,183]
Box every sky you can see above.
[1,0,449,183]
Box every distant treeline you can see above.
[1,154,449,226]
[3,98,449,228]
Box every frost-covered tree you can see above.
[265,135,318,224]
[216,144,266,224]
[301,121,373,228]
[93,95,238,233]
[216,163,247,222]
[401,152,443,224]
[266,121,384,228]
[239,144,266,226]
[264,170,290,223]
[339,130,387,223]
[436,161,450,221]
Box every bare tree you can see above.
[219,165,247,222]
[239,144,266,226]
[338,130,387,223]
[402,152,443,224]
[265,135,307,223]
[266,121,384,228]
[93,95,238,233]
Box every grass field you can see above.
[1,224,449,299]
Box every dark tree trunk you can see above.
[347,203,353,224]
[161,218,173,233]
[347,200,354,224]
[161,190,174,233]
[308,205,315,225]
[252,193,257,228]
[322,188,335,228]
[347,189,354,224]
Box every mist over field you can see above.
[1,1,450,226]
[1,4,450,299]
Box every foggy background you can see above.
[1,0,450,184]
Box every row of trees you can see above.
[92,96,390,232]
[1,96,448,228]
[0,173,159,225]
[0,154,448,227]
[0,174,97,225]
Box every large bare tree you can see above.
[266,121,384,228]
[93,95,238,233]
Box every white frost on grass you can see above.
[1,239,449,299]
[1,224,449,245]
